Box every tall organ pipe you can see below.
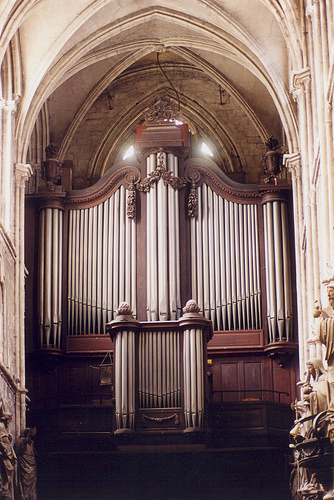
[180,303,211,430]
[67,186,136,335]
[38,204,64,349]
[262,195,292,342]
[190,184,261,331]
[146,152,182,321]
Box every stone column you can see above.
[14,163,32,434]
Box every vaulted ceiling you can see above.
[11,0,301,188]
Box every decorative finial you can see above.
[263,136,283,179]
[265,136,280,151]
[116,302,133,317]
[45,143,59,159]
[41,144,62,190]
[183,299,201,314]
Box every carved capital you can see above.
[283,152,301,178]
[3,99,17,113]
[15,163,33,188]
[292,67,311,101]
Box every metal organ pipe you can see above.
[38,206,63,349]
[67,186,136,335]
[138,329,181,409]
[146,152,182,321]
[114,328,136,432]
[183,326,205,429]
[190,185,261,331]
[262,198,292,342]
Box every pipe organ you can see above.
[34,124,294,348]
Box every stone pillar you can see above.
[14,163,32,435]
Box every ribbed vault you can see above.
[12,0,301,186]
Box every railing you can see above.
[212,389,289,403]
[34,394,113,410]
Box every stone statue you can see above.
[303,358,328,414]
[290,358,328,443]
[314,285,334,409]
[14,428,37,500]
[0,407,16,500]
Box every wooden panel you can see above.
[272,362,292,404]
[219,362,239,401]
[137,408,183,431]
[67,365,90,396]
[66,335,113,353]
[208,330,264,354]
[217,405,264,430]
[59,406,113,433]
[243,362,262,400]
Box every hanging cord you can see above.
[157,52,181,111]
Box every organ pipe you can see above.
[190,184,261,331]
[110,302,138,432]
[38,205,63,349]
[67,185,136,335]
[180,300,211,430]
[138,329,181,409]
[262,196,293,342]
[146,152,182,321]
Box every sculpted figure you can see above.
[290,358,328,444]
[314,285,334,409]
[14,428,37,500]
[303,358,328,414]
[0,408,16,500]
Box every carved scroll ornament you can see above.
[137,148,187,192]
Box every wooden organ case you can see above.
[25,120,297,451]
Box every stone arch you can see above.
[16,5,299,164]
